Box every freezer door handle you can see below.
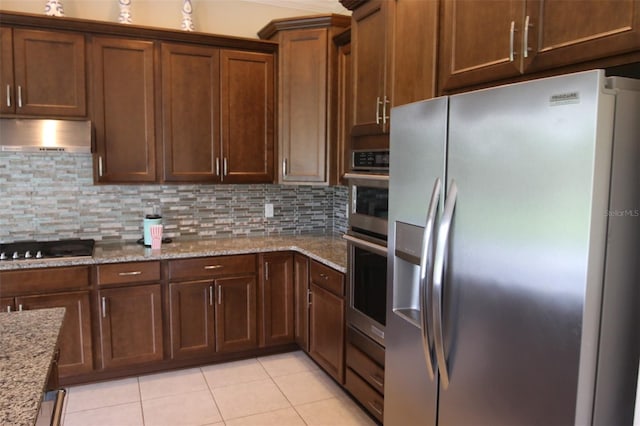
[432,180,458,389]
[419,177,441,380]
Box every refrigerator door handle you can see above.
[432,180,458,389]
[419,177,441,380]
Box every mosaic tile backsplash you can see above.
[0,153,349,243]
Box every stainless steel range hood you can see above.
[0,118,92,153]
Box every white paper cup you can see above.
[150,224,163,249]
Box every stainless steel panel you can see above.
[0,118,92,153]
[592,77,640,425]
[385,97,448,426]
[438,70,614,426]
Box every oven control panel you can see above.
[352,150,389,171]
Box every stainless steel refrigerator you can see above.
[385,70,640,426]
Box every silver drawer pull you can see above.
[368,373,384,388]
[319,273,329,280]
[118,271,142,276]
[204,265,223,270]
[368,401,383,416]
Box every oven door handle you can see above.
[342,234,388,257]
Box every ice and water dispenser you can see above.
[392,221,429,328]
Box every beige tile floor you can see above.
[61,351,376,426]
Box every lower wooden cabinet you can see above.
[98,284,163,369]
[308,260,345,384]
[169,280,216,359]
[294,254,310,351]
[216,276,257,353]
[16,291,93,378]
[260,252,295,347]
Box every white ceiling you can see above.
[238,0,349,14]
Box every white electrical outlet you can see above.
[265,203,274,218]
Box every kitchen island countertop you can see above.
[0,234,348,273]
[0,308,65,426]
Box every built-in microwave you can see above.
[344,172,389,238]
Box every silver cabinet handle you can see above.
[523,15,532,58]
[209,285,213,306]
[18,304,23,311]
[432,180,458,389]
[223,157,228,176]
[382,96,390,125]
[282,158,287,177]
[17,85,23,108]
[419,177,442,380]
[118,271,142,276]
[6,305,11,312]
[509,21,516,62]
[367,401,383,416]
[98,156,104,177]
[217,285,222,305]
[204,265,223,270]
[215,157,220,176]
[265,262,269,281]
[101,297,106,318]
[6,84,11,107]
[307,289,312,306]
[368,373,384,388]
[375,96,382,125]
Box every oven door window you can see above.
[354,186,388,220]
[352,246,387,326]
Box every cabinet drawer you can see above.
[0,266,90,296]
[310,260,344,297]
[97,261,160,286]
[345,368,384,423]
[346,342,384,394]
[169,254,256,280]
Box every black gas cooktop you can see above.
[0,239,95,261]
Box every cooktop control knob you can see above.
[36,251,43,259]
[25,250,32,259]
[12,252,19,260]
[0,252,6,260]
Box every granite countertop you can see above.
[0,308,65,426]
[0,234,348,273]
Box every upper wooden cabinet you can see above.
[439,0,640,91]
[334,28,352,185]
[91,36,157,183]
[220,50,275,184]
[162,45,275,183]
[259,15,349,185]
[162,43,220,183]
[0,27,86,116]
[347,0,438,149]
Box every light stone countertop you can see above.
[0,307,65,426]
[0,234,348,273]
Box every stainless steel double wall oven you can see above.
[344,149,389,348]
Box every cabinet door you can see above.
[309,282,345,383]
[215,276,257,353]
[162,43,220,182]
[99,284,163,368]
[261,253,294,347]
[524,0,640,73]
[335,34,352,185]
[17,291,93,377]
[12,28,86,116]
[351,0,390,137]
[0,297,14,312]
[92,37,157,183]
[279,28,328,183]
[439,0,525,91]
[294,254,310,351]
[169,280,215,359]
[220,50,275,183]
[0,27,14,115]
